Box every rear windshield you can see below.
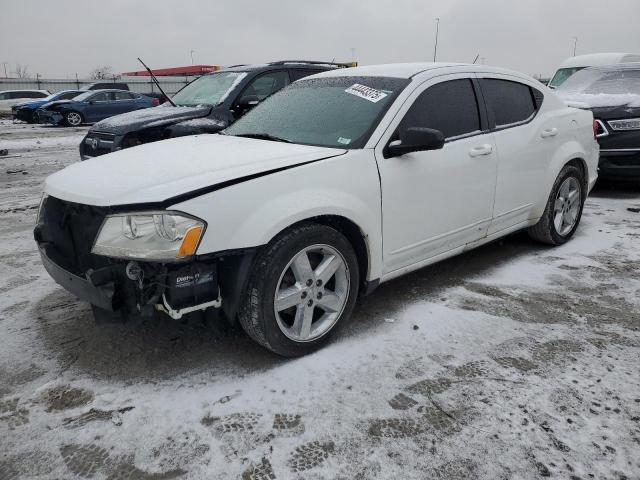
[224,76,409,149]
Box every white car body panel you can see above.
[44,134,346,206]
[373,72,498,274]
[42,63,599,286]
[0,89,50,113]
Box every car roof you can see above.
[559,53,640,68]
[0,89,50,94]
[581,62,640,73]
[309,62,534,81]
[218,62,342,74]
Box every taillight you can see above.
[152,98,160,106]
[593,119,598,138]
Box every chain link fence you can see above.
[0,76,195,95]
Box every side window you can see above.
[401,79,481,140]
[60,91,80,100]
[21,91,47,98]
[481,79,537,128]
[90,92,110,102]
[0,93,7,100]
[290,69,322,81]
[238,71,290,104]
[114,91,132,100]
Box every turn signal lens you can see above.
[178,226,204,258]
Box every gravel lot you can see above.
[1,119,639,479]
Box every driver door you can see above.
[375,75,498,274]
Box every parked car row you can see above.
[35,61,600,356]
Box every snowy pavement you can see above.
[1,119,639,479]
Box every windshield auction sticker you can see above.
[345,84,388,103]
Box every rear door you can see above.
[113,91,137,114]
[478,76,555,234]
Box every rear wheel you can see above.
[238,223,359,357]
[64,111,83,127]
[528,164,585,245]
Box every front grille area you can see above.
[36,196,111,276]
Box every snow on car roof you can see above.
[309,62,534,80]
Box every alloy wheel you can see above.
[274,244,350,342]
[553,177,581,236]
[66,112,82,126]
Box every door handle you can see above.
[469,144,493,157]
[541,128,558,138]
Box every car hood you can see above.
[40,99,72,110]
[90,105,213,135]
[14,100,43,109]
[45,134,347,206]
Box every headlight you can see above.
[92,212,205,261]
[608,118,640,131]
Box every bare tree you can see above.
[89,65,118,80]
[14,63,29,78]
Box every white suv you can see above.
[36,63,598,356]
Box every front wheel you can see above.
[64,111,83,127]
[528,164,585,245]
[238,223,360,357]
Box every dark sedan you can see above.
[38,89,158,127]
[557,64,640,180]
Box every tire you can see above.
[64,111,83,127]
[238,223,360,357]
[528,164,585,245]
[27,110,38,124]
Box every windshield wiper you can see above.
[232,133,292,143]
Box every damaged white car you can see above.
[35,63,599,356]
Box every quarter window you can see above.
[481,79,537,128]
[401,79,481,140]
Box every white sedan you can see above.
[36,63,598,356]
[0,89,50,113]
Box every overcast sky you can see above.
[2,0,639,79]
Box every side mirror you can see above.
[386,127,445,158]
[237,95,260,109]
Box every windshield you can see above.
[548,67,585,88]
[171,72,247,107]
[224,76,409,149]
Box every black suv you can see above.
[80,61,352,159]
[557,63,640,180]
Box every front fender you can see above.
[172,150,384,281]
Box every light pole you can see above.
[190,50,195,65]
[1,62,7,78]
[572,37,578,56]
[433,18,440,62]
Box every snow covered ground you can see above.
[1,119,639,479]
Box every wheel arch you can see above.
[282,214,372,295]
